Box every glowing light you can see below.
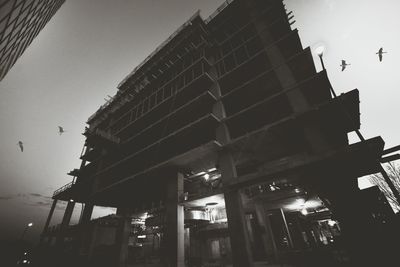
[23,260,27,263]
[294,188,301,193]
[137,235,146,238]
[315,45,325,56]
[203,174,210,181]
[24,252,27,255]
[139,212,149,220]
[208,168,217,172]
[69,199,74,202]
[327,220,336,227]
[197,171,206,176]
[301,208,308,216]
[28,223,33,227]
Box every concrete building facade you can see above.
[41,0,396,266]
[0,0,65,81]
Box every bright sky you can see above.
[0,0,399,243]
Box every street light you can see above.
[315,45,326,70]
[314,44,338,98]
[20,222,34,241]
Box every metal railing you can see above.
[53,181,75,197]
[205,0,234,24]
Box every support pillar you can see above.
[56,200,75,246]
[220,152,254,267]
[40,199,58,243]
[79,203,94,224]
[115,207,132,267]
[162,172,185,267]
[254,203,278,262]
[78,203,94,255]
[212,75,254,266]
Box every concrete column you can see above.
[244,0,334,153]
[56,200,75,245]
[220,151,254,266]
[79,203,94,224]
[87,223,98,260]
[254,203,278,262]
[212,73,254,266]
[40,199,58,243]
[162,172,185,267]
[115,207,132,267]
[78,203,94,255]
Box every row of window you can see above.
[124,26,209,94]
[92,26,211,130]
[217,24,257,60]
[215,35,264,77]
[110,59,210,135]
[212,7,251,44]
[112,45,209,122]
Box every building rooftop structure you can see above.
[41,1,399,266]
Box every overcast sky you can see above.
[0,0,399,243]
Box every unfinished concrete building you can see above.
[41,0,396,266]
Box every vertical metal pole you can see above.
[280,208,293,249]
[318,54,326,71]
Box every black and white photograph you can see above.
[1,0,400,266]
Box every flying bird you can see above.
[58,126,66,135]
[17,141,24,152]
[376,47,387,62]
[340,60,350,71]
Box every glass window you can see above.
[217,61,225,76]
[176,75,183,91]
[184,69,193,85]
[17,8,28,25]
[9,3,23,23]
[221,41,232,56]
[242,25,256,42]
[156,88,163,103]
[149,93,156,109]
[130,108,136,122]
[183,54,192,69]
[0,18,7,38]
[235,46,248,65]
[193,61,202,78]
[0,37,7,52]
[164,84,172,99]
[230,34,243,49]
[246,37,263,57]
[136,103,142,117]
[142,98,148,114]
[3,19,15,39]
[0,1,13,22]
[224,54,236,73]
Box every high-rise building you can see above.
[0,0,65,81]
[41,0,395,266]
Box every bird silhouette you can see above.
[58,126,66,135]
[17,141,24,152]
[340,60,350,71]
[376,47,387,62]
